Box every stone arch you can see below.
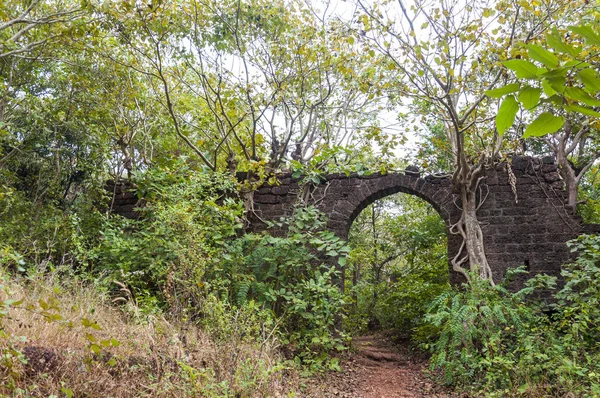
[310,172,457,240]
[248,158,596,285]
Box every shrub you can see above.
[216,206,349,372]
[82,167,243,314]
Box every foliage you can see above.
[78,166,347,371]
[1,0,600,395]
[493,25,600,137]
[579,164,600,223]
[83,166,243,311]
[215,206,349,372]
[96,0,394,175]
[557,234,600,351]
[492,22,600,210]
[421,235,600,396]
[0,267,292,397]
[422,268,537,390]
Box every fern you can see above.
[236,280,251,306]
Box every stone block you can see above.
[272,186,289,195]
[541,164,558,173]
[511,155,531,171]
[544,172,561,183]
[542,156,555,164]
[254,194,279,204]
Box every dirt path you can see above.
[308,334,454,398]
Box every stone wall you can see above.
[107,157,598,286]
[105,180,145,219]
[249,157,596,285]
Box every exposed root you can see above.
[449,175,495,285]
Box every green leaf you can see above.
[577,69,600,93]
[338,256,347,266]
[547,76,567,94]
[39,299,49,310]
[564,104,600,118]
[547,31,579,56]
[85,333,97,343]
[568,25,600,45]
[496,95,519,134]
[503,60,539,79]
[61,387,74,398]
[518,87,542,110]
[540,95,563,105]
[527,44,559,68]
[523,113,565,138]
[541,66,568,79]
[518,383,530,394]
[542,79,557,96]
[564,87,600,106]
[485,83,521,98]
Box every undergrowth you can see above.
[0,165,351,396]
[0,267,295,397]
[419,234,600,397]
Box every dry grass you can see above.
[0,269,299,397]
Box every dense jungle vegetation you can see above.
[1,0,600,396]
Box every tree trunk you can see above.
[462,186,494,281]
[556,145,579,211]
[450,151,495,284]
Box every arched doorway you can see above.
[345,192,450,334]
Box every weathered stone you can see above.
[542,164,558,173]
[542,156,555,164]
[272,186,289,195]
[405,165,420,177]
[544,172,561,183]
[254,194,279,204]
[511,155,530,171]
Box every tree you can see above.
[492,24,600,210]
[1,0,91,174]
[352,0,592,282]
[97,0,392,178]
[0,0,83,59]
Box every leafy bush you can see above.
[82,167,243,313]
[0,188,76,270]
[558,234,600,350]
[216,206,349,372]
[79,166,348,371]
[422,268,536,390]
